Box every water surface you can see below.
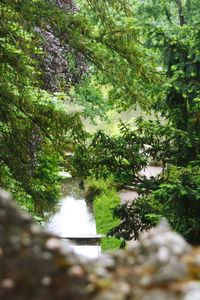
[45,179,100,259]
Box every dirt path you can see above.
[119,190,138,205]
[119,166,162,204]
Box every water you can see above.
[45,179,101,259]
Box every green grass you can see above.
[86,178,122,251]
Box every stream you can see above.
[45,178,101,259]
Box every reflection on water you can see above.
[45,179,100,259]
[47,196,96,236]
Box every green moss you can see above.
[87,178,122,251]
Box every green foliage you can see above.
[86,178,122,251]
[30,151,62,203]
[110,161,200,245]
[2,0,200,247]
[109,199,155,242]
[136,0,200,146]
[0,162,35,213]
[57,0,158,109]
[72,77,111,121]
[73,121,148,183]
[73,117,196,184]
[74,0,200,246]
[1,0,157,214]
[110,0,200,244]
[0,0,87,212]
[148,162,200,244]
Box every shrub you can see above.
[110,161,200,245]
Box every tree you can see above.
[73,0,200,244]
[108,0,200,244]
[0,0,153,213]
[137,0,200,160]
[0,0,87,211]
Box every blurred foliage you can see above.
[72,77,111,122]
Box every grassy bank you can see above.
[86,178,122,251]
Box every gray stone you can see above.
[0,189,200,300]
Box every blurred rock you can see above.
[0,189,200,300]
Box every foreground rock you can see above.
[0,189,200,299]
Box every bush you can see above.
[0,162,35,214]
[110,161,200,245]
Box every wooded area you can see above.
[1,0,200,249]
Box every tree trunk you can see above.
[177,0,185,26]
